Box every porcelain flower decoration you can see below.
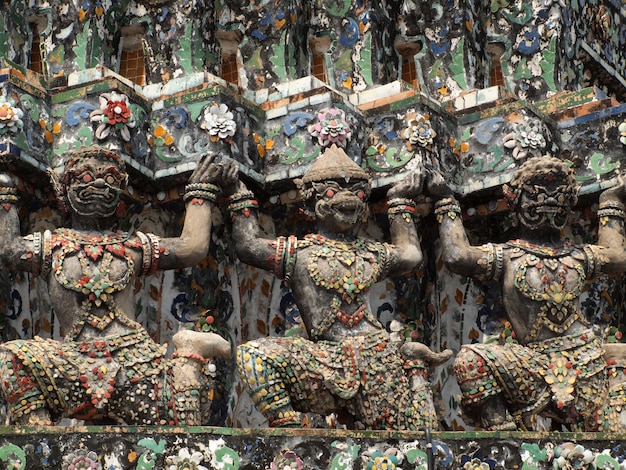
[619,121,626,146]
[404,114,437,148]
[166,448,208,470]
[552,443,594,470]
[201,103,237,141]
[270,450,304,470]
[309,108,352,148]
[503,119,547,161]
[0,96,24,135]
[90,92,136,141]
[61,448,102,470]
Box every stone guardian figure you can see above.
[226,144,451,430]
[0,146,232,425]
[428,155,626,431]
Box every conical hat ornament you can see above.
[301,144,370,184]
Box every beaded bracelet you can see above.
[598,200,626,226]
[434,197,461,223]
[273,236,299,281]
[599,200,626,211]
[227,191,258,220]
[172,350,207,364]
[32,231,41,276]
[137,231,162,275]
[183,182,219,204]
[41,230,53,277]
[282,235,298,283]
[0,186,18,209]
[584,245,598,279]
[598,207,626,219]
[477,243,504,281]
[387,198,419,224]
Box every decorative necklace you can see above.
[507,239,575,258]
[52,229,142,336]
[513,247,588,342]
[299,234,388,338]
[303,234,383,304]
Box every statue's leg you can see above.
[0,349,53,425]
[237,340,303,427]
[170,330,232,425]
[454,345,516,430]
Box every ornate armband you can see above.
[183,182,220,205]
[0,186,18,210]
[583,244,601,279]
[137,231,162,276]
[476,242,504,281]
[598,200,626,226]
[378,242,394,279]
[273,235,298,282]
[172,350,207,364]
[227,191,259,220]
[22,229,52,277]
[387,198,418,224]
[434,197,461,223]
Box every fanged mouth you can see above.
[534,205,564,214]
[76,186,117,204]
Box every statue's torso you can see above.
[290,234,391,342]
[501,240,591,344]
[47,229,142,338]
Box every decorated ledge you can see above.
[0,427,626,469]
[2,60,626,198]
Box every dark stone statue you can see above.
[0,146,231,425]
[226,144,451,429]
[429,155,626,431]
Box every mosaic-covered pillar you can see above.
[561,0,626,97]
[126,0,216,84]
[0,0,130,83]
[305,0,399,93]
[483,0,568,101]
[395,0,486,100]
[214,0,304,91]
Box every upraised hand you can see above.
[600,173,626,204]
[425,168,454,199]
[387,169,424,200]
[188,153,222,185]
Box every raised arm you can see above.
[221,167,277,272]
[0,173,38,273]
[386,171,424,277]
[592,174,626,274]
[157,155,225,270]
[426,170,493,278]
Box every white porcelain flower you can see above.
[201,103,236,141]
[166,448,208,470]
[619,121,626,146]
[503,119,547,161]
[405,114,437,148]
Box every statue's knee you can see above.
[453,346,479,381]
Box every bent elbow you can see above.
[394,246,422,275]
[441,246,475,275]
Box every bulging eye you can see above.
[325,189,335,198]
[105,174,118,185]
[356,190,365,199]
[81,173,93,183]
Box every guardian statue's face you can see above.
[312,179,370,228]
[517,176,573,231]
[65,156,126,218]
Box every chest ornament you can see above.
[508,240,589,342]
